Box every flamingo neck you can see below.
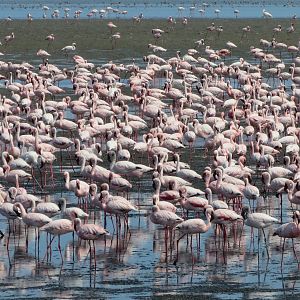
[175,155,180,173]
[30,199,36,212]
[60,198,67,213]
[19,203,27,217]
[80,157,86,173]
[65,173,70,190]
[1,152,8,166]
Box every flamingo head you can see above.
[63,171,69,182]
[203,204,214,220]
[241,206,250,220]
[8,187,17,200]
[89,184,97,198]
[292,211,300,224]
[12,203,22,218]
[178,187,187,197]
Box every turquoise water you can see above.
[1,0,300,19]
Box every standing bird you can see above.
[272,24,282,37]
[242,206,280,258]
[61,42,76,57]
[226,41,237,50]
[13,202,52,228]
[74,218,109,266]
[150,198,183,229]
[150,197,183,259]
[243,177,260,209]
[45,34,55,48]
[273,211,300,268]
[263,9,273,18]
[100,190,138,229]
[205,205,243,240]
[107,21,117,33]
[4,32,14,44]
[174,209,212,264]
[74,218,109,241]
[177,6,185,17]
[234,9,239,18]
[64,172,90,208]
[214,9,221,18]
[216,25,223,37]
[37,49,51,62]
[111,32,121,49]
[287,23,295,33]
[241,26,251,39]
[57,198,89,219]
[40,218,74,263]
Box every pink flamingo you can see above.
[179,187,208,217]
[242,206,279,258]
[13,201,52,252]
[64,172,90,208]
[40,217,74,263]
[100,190,137,229]
[150,197,183,260]
[273,211,300,268]
[74,218,109,267]
[205,205,243,241]
[174,208,212,264]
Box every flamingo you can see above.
[174,153,202,182]
[4,32,14,44]
[107,21,117,33]
[61,42,76,56]
[284,181,300,206]
[205,205,243,240]
[34,200,60,217]
[263,9,273,18]
[45,33,55,47]
[40,217,75,262]
[108,151,142,175]
[150,197,183,250]
[57,198,89,219]
[152,190,176,213]
[179,187,208,217]
[13,201,52,228]
[153,177,181,204]
[74,217,109,266]
[243,177,260,209]
[100,190,138,228]
[64,172,90,207]
[242,206,280,258]
[174,208,212,264]
[273,211,300,268]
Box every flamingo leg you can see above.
[88,240,92,269]
[58,235,64,263]
[43,235,56,261]
[280,194,283,223]
[281,238,285,270]
[261,228,270,259]
[174,233,186,265]
[292,238,299,265]
[37,230,40,261]
[93,240,96,270]
[164,227,168,262]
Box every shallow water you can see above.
[0,7,299,300]
[0,144,299,299]
[1,0,300,19]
